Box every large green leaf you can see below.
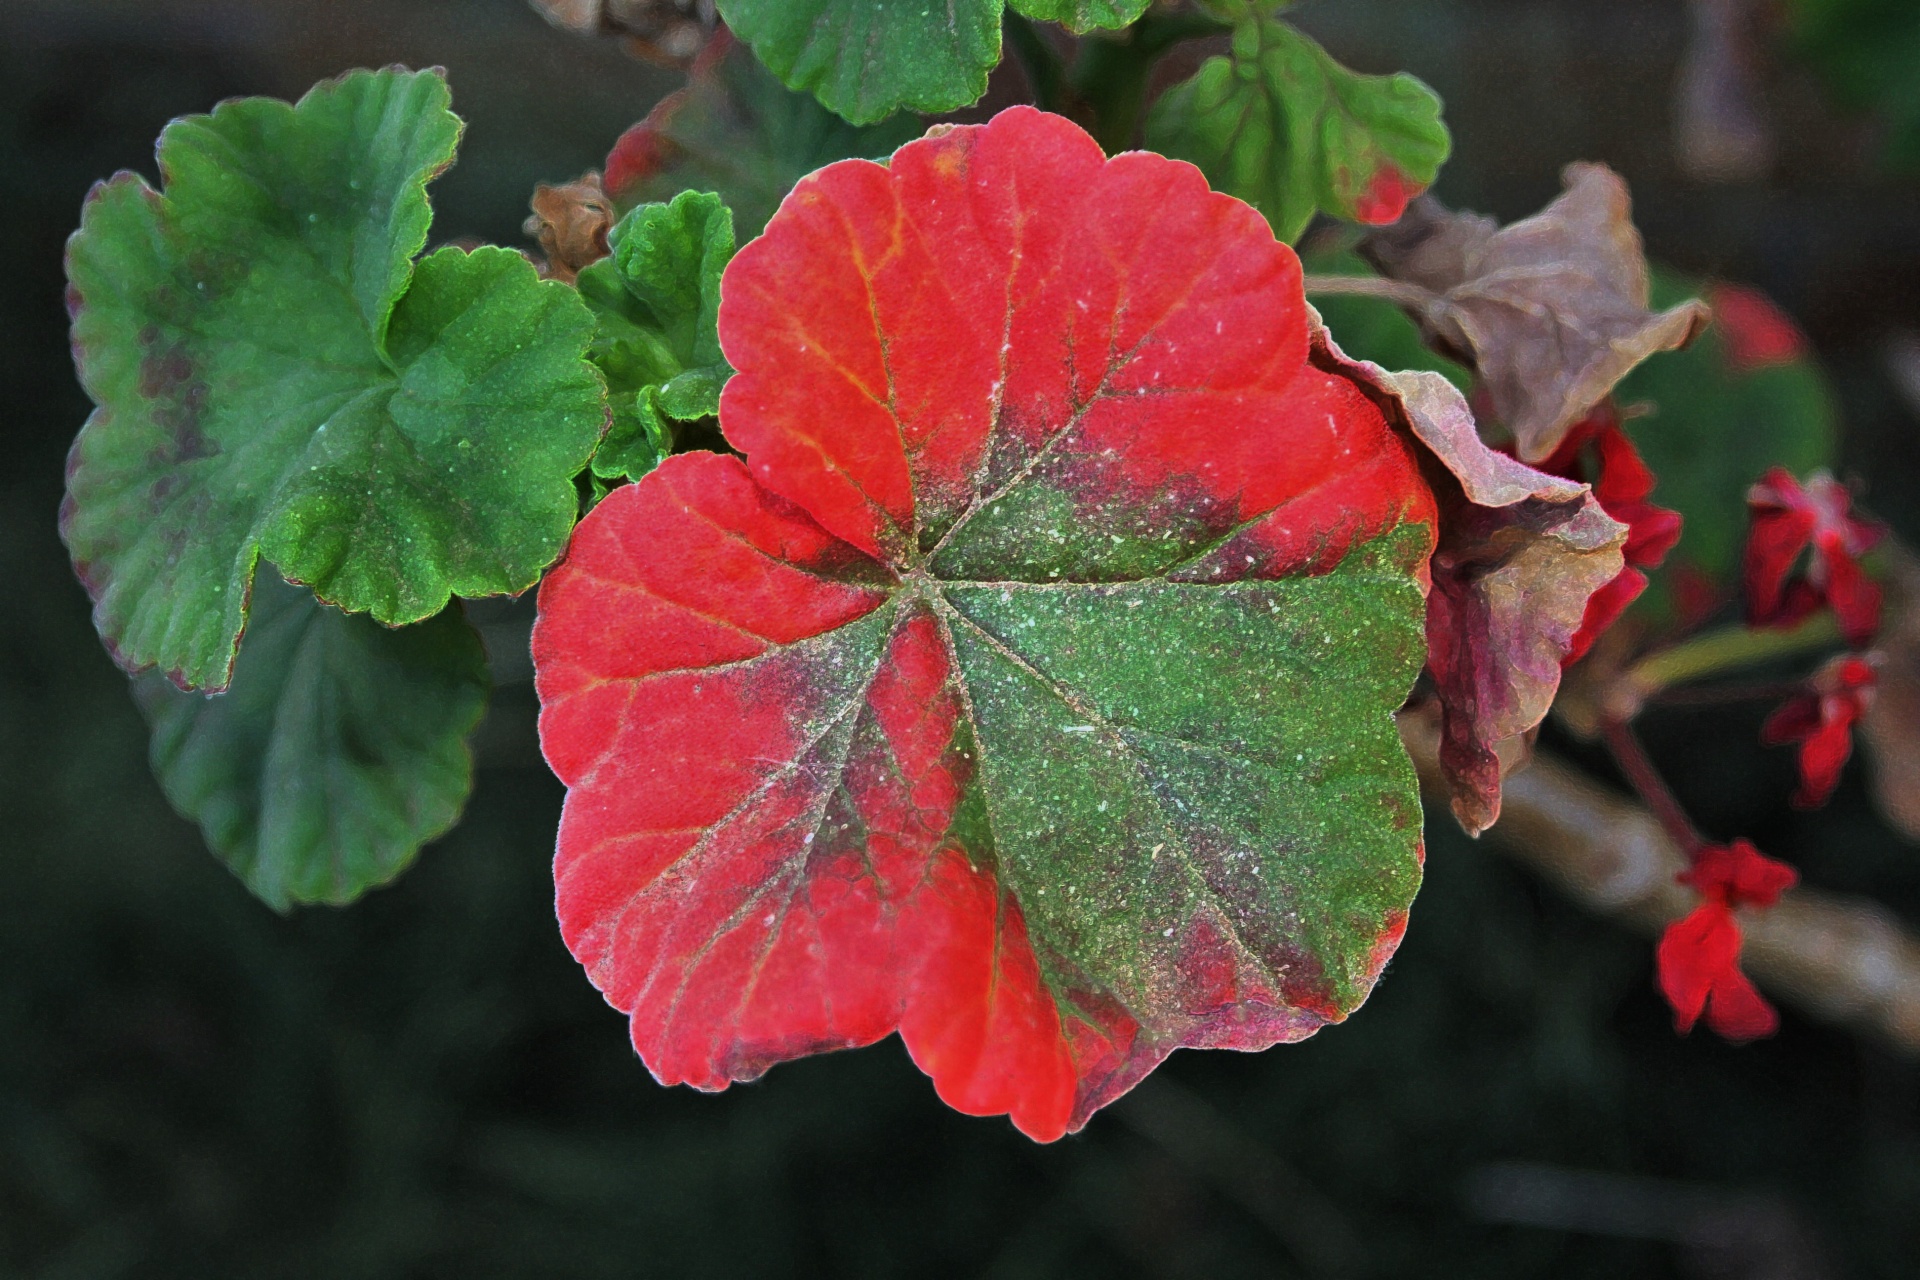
[1146,14,1450,242]
[135,573,489,910]
[716,0,1147,125]
[603,43,920,237]
[575,191,736,481]
[62,68,607,691]
[1617,272,1837,620]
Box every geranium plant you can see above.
[58,0,1920,1140]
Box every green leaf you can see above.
[603,43,921,237]
[1618,272,1838,621]
[134,573,489,910]
[62,67,607,691]
[1008,0,1152,31]
[576,191,737,481]
[1301,246,1470,391]
[717,0,1000,124]
[1146,14,1450,242]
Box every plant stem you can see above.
[1646,679,1803,708]
[1004,13,1068,114]
[1624,613,1840,698]
[1601,718,1707,858]
[1301,273,1438,310]
[1068,10,1230,153]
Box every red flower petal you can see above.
[1706,282,1808,373]
[1657,902,1742,1033]
[1744,468,1883,643]
[1703,962,1780,1041]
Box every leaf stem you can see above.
[1624,613,1840,698]
[1301,273,1438,310]
[1601,717,1707,859]
[1069,10,1231,154]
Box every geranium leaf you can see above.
[62,67,607,691]
[603,36,920,236]
[1008,0,1152,31]
[1311,322,1624,834]
[1146,14,1451,243]
[1616,273,1837,622]
[715,0,1001,124]
[135,572,489,910]
[576,190,736,481]
[1360,166,1711,463]
[534,109,1438,1140]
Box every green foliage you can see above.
[1147,13,1450,242]
[716,0,1148,125]
[61,68,607,691]
[576,192,736,481]
[1618,273,1838,620]
[134,573,488,910]
[1783,0,1920,171]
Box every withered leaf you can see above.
[524,171,615,284]
[1314,318,1626,833]
[1362,164,1711,463]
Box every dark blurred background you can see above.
[5,1,1920,1275]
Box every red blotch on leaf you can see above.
[1743,468,1883,647]
[535,108,1436,1139]
[1351,163,1422,226]
[1655,839,1795,1041]
[1762,653,1878,808]
[1707,282,1808,373]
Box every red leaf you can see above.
[535,108,1440,1139]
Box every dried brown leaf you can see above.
[527,0,717,65]
[1362,164,1711,463]
[1314,320,1628,833]
[523,171,614,284]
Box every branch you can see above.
[1400,711,1920,1052]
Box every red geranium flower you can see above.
[1744,468,1883,647]
[1538,405,1683,664]
[1761,654,1878,808]
[1705,282,1809,373]
[1655,840,1797,1041]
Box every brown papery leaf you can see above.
[1362,164,1711,463]
[1313,320,1627,833]
[523,171,613,284]
[1864,541,1920,841]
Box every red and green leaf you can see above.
[534,108,1437,1140]
[1146,13,1451,243]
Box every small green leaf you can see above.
[62,68,607,691]
[576,191,736,482]
[1146,15,1450,242]
[1008,0,1152,32]
[1619,272,1838,620]
[134,572,489,910]
[604,43,920,237]
[717,0,1000,124]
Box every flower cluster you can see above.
[1744,468,1883,647]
